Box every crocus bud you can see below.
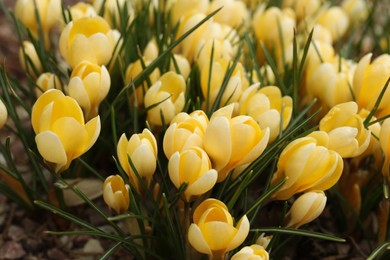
[201,58,247,109]
[31,89,101,173]
[168,147,217,202]
[35,72,62,97]
[15,0,61,33]
[231,244,269,260]
[353,53,390,116]
[195,38,234,71]
[286,191,327,228]
[342,0,368,26]
[209,0,248,28]
[103,174,130,214]
[169,54,191,80]
[117,129,158,192]
[271,131,343,200]
[163,111,208,159]
[188,199,250,259]
[316,7,349,42]
[239,84,293,143]
[68,60,111,120]
[68,2,97,21]
[204,104,270,182]
[319,102,370,158]
[19,41,43,74]
[144,71,186,126]
[170,0,209,26]
[59,16,118,68]
[282,0,321,21]
[124,58,161,107]
[380,118,390,180]
[0,98,7,129]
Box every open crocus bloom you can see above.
[188,198,249,259]
[31,89,101,173]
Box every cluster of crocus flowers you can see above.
[188,199,250,259]
[31,89,101,173]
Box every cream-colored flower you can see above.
[35,73,62,97]
[68,2,97,21]
[117,129,158,192]
[204,104,270,182]
[92,0,134,27]
[316,7,349,42]
[169,0,209,26]
[188,198,250,259]
[125,58,161,107]
[0,98,7,129]
[168,147,217,202]
[169,54,191,80]
[282,0,321,21]
[163,110,208,159]
[380,118,390,180]
[15,0,61,33]
[231,244,269,260]
[271,131,343,200]
[144,71,186,126]
[68,60,111,120]
[31,89,101,173]
[319,102,370,158]
[239,84,293,143]
[306,61,354,109]
[353,53,390,116]
[19,41,43,75]
[194,38,234,71]
[201,58,248,110]
[286,190,327,228]
[103,175,130,214]
[59,16,118,68]
[208,0,248,28]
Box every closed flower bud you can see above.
[93,0,134,28]
[144,71,186,126]
[231,244,269,260]
[205,104,270,182]
[35,73,62,97]
[168,147,217,202]
[163,111,208,159]
[103,175,130,214]
[0,98,7,129]
[319,102,370,158]
[283,0,321,21]
[188,198,250,259]
[117,129,158,192]
[271,131,343,200]
[68,61,111,120]
[68,2,97,21]
[353,53,390,116]
[170,54,191,80]
[19,41,43,74]
[380,118,390,180]
[209,0,248,28]
[316,7,349,42]
[15,0,61,33]
[195,39,234,71]
[342,0,368,26]
[125,58,161,107]
[306,61,354,109]
[201,58,248,109]
[286,190,327,228]
[239,84,293,143]
[59,16,118,68]
[31,89,101,173]
[170,0,209,26]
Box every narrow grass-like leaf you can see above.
[364,77,390,127]
[367,242,390,260]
